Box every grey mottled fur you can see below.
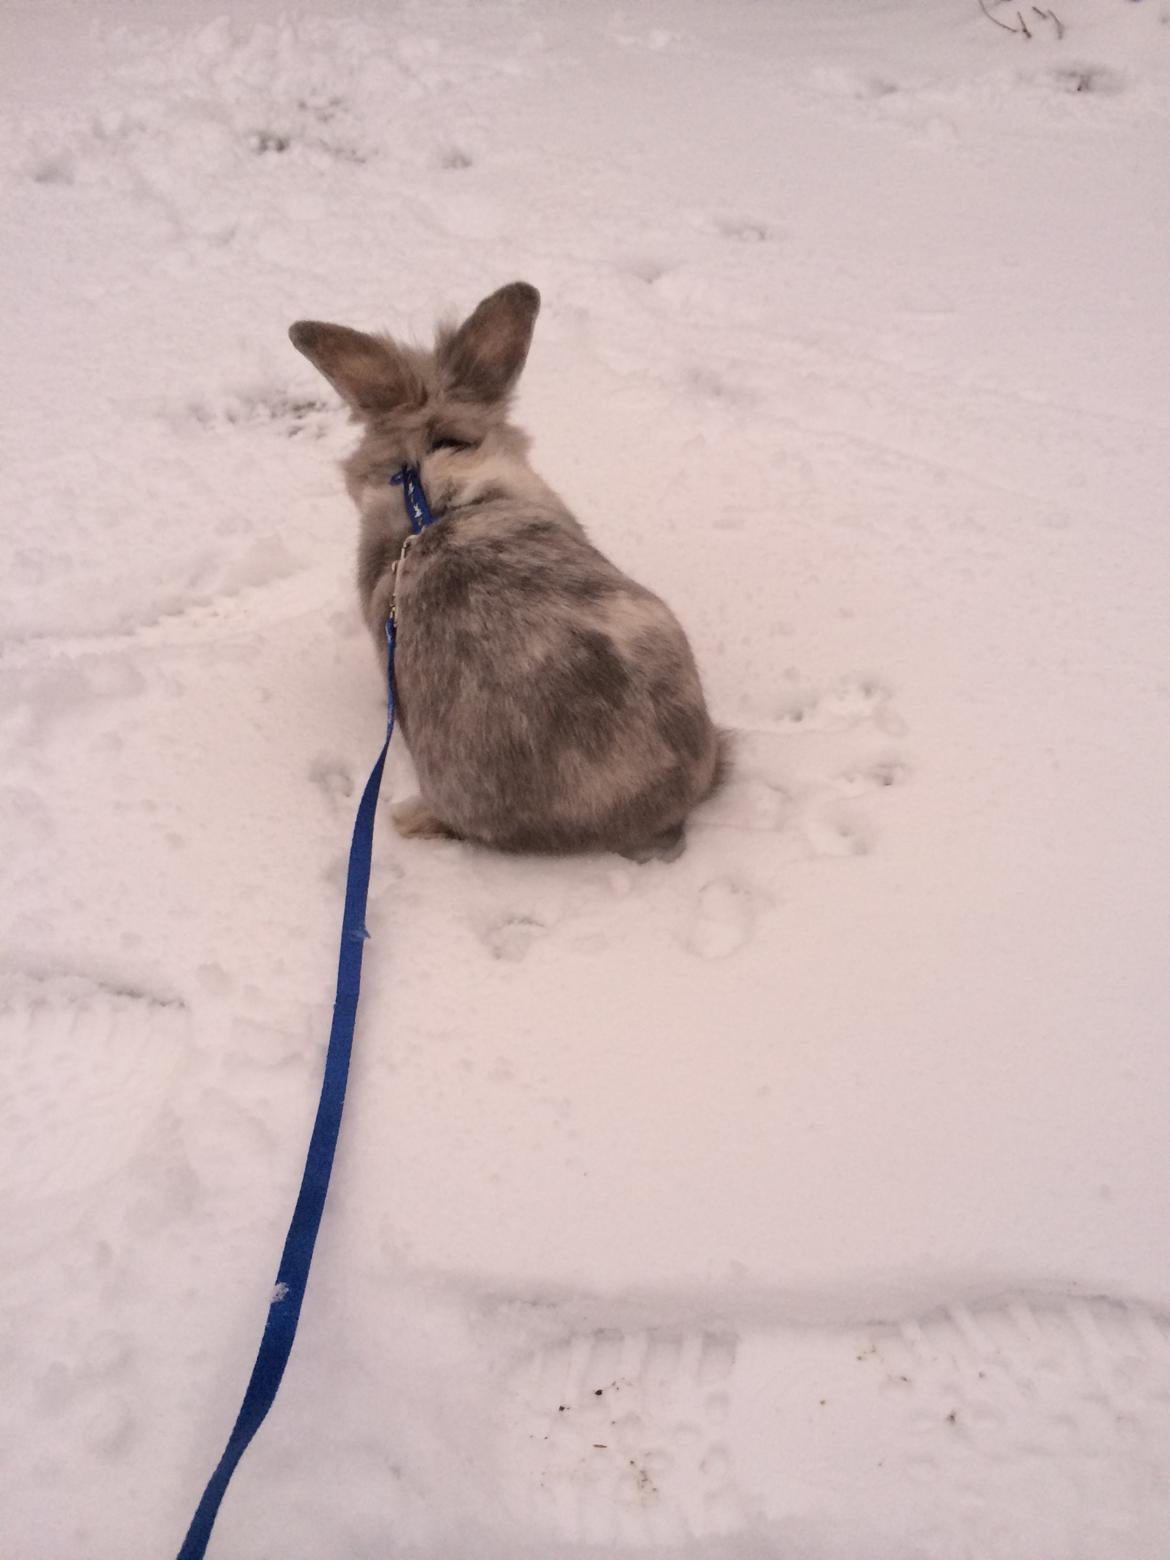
[289,282,726,859]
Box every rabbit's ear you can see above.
[288,321,411,415]
[439,282,540,404]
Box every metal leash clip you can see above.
[389,532,418,625]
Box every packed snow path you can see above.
[2,2,1169,1557]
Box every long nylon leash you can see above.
[176,467,436,1560]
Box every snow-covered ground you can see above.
[3,1,1169,1555]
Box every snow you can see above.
[2,1,1169,1556]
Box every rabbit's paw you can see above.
[620,826,686,865]
[391,796,456,841]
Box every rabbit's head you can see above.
[289,281,540,505]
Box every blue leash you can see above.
[176,467,435,1560]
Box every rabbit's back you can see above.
[392,502,719,854]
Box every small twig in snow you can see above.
[978,0,1026,35]
[1032,6,1066,40]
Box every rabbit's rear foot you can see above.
[620,825,686,864]
[392,795,457,841]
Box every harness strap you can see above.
[175,467,429,1559]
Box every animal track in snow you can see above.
[308,753,355,810]
[29,151,76,186]
[714,216,770,243]
[678,878,759,960]
[835,754,911,795]
[705,672,909,864]
[1051,64,1127,95]
[247,129,291,155]
[180,383,331,439]
[482,913,549,963]
[620,255,674,285]
[801,801,878,858]
[761,671,905,736]
[296,91,347,125]
[246,121,367,163]
[809,66,903,101]
[683,364,760,409]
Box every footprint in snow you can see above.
[772,672,904,735]
[246,126,367,163]
[683,364,759,408]
[620,255,674,284]
[802,802,876,859]
[0,974,186,1203]
[679,879,757,960]
[701,672,909,861]
[309,754,355,810]
[835,755,910,793]
[809,66,902,101]
[503,1327,742,1542]
[296,93,347,125]
[181,384,331,439]
[483,913,548,963]
[1051,65,1126,95]
[30,152,76,186]
[248,129,291,155]
[715,217,770,243]
[84,1398,137,1461]
[497,1297,1170,1548]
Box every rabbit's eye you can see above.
[431,435,475,453]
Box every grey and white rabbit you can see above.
[289,281,725,860]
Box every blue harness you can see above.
[175,467,436,1560]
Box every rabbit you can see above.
[289,281,727,861]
